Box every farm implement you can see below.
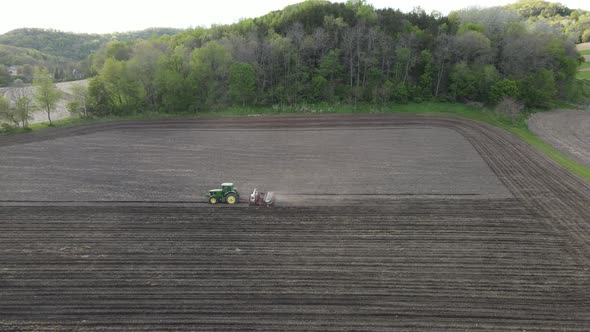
[206,183,274,206]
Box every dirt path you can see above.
[0,114,589,330]
[529,109,590,168]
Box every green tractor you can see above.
[206,183,240,204]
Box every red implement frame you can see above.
[249,188,275,206]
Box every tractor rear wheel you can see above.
[209,196,218,204]
[226,194,237,205]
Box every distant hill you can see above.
[0,44,61,66]
[0,28,183,61]
[505,0,590,42]
[0,27,183,85]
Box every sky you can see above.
[1,0,590,35]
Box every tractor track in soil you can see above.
[0,114,589,330]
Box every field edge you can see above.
[2,103,590,184]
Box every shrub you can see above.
[495,96,524,124]
[490,79,520,102]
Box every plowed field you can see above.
[0,114,589,331]
[529,109,590,168]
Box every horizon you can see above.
[2,0,590,35]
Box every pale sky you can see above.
[2,0,590,35]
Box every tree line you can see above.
[2,0,587,126]
[506,0,590,43]
[0,28,183,86]
[0,68,87,129]
[81,0,582,117]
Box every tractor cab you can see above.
[206,183,240,204]
[221,183,234,194]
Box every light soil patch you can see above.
[529,110,590,168]
[577,42,590,50]
[0,79,88,124]
[0,126,511,202]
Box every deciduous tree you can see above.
[228,62,256,106]
[33,68,62,125]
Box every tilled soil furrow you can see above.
[1,203,589,330]
[1,114,589,330]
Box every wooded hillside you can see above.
[83,0,582,116]
[506,0,590,42]
[0,28,182,84]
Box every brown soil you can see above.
[0,114,588,331]
[529,109,590,168]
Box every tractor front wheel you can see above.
[209,196,218,204]
[226,194,237,205]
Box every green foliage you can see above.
[311,75,329,101]
[87,77,114,116]
[154,47,193,113]
[106,42,134,61]
[0,95,16,126]
[15,95,34,127]
[392,83,410,103]
[0,28,183,82]
[490,79,520,102]
[458,22,484,33]
[449,63,478,101]
[99,58,144,114]
[0,64,11,85]
[228,62,256,105]
[507,0,571,18]
[478,65,500,102]
[495,96,524,123]
[374,80,393,103]
[506,0,589,42]
[189,41,232,110]
[418,50,434,99]
[0,45,61,77]
[67,101,81,117]
[0,28,181,61]
[68,84,89,118]
[520,69,556,107]
[77,1,581,114]
[317,49,344,80]
[0,92,34,128]
[33,67,62,125]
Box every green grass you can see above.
[579,49,590,55]
[507,126,590,181]
[577,71,590,80]
[3,101,590,183]
[580,62,590,70]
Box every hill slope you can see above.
[506,0,590,42]
[0,28,183,61]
